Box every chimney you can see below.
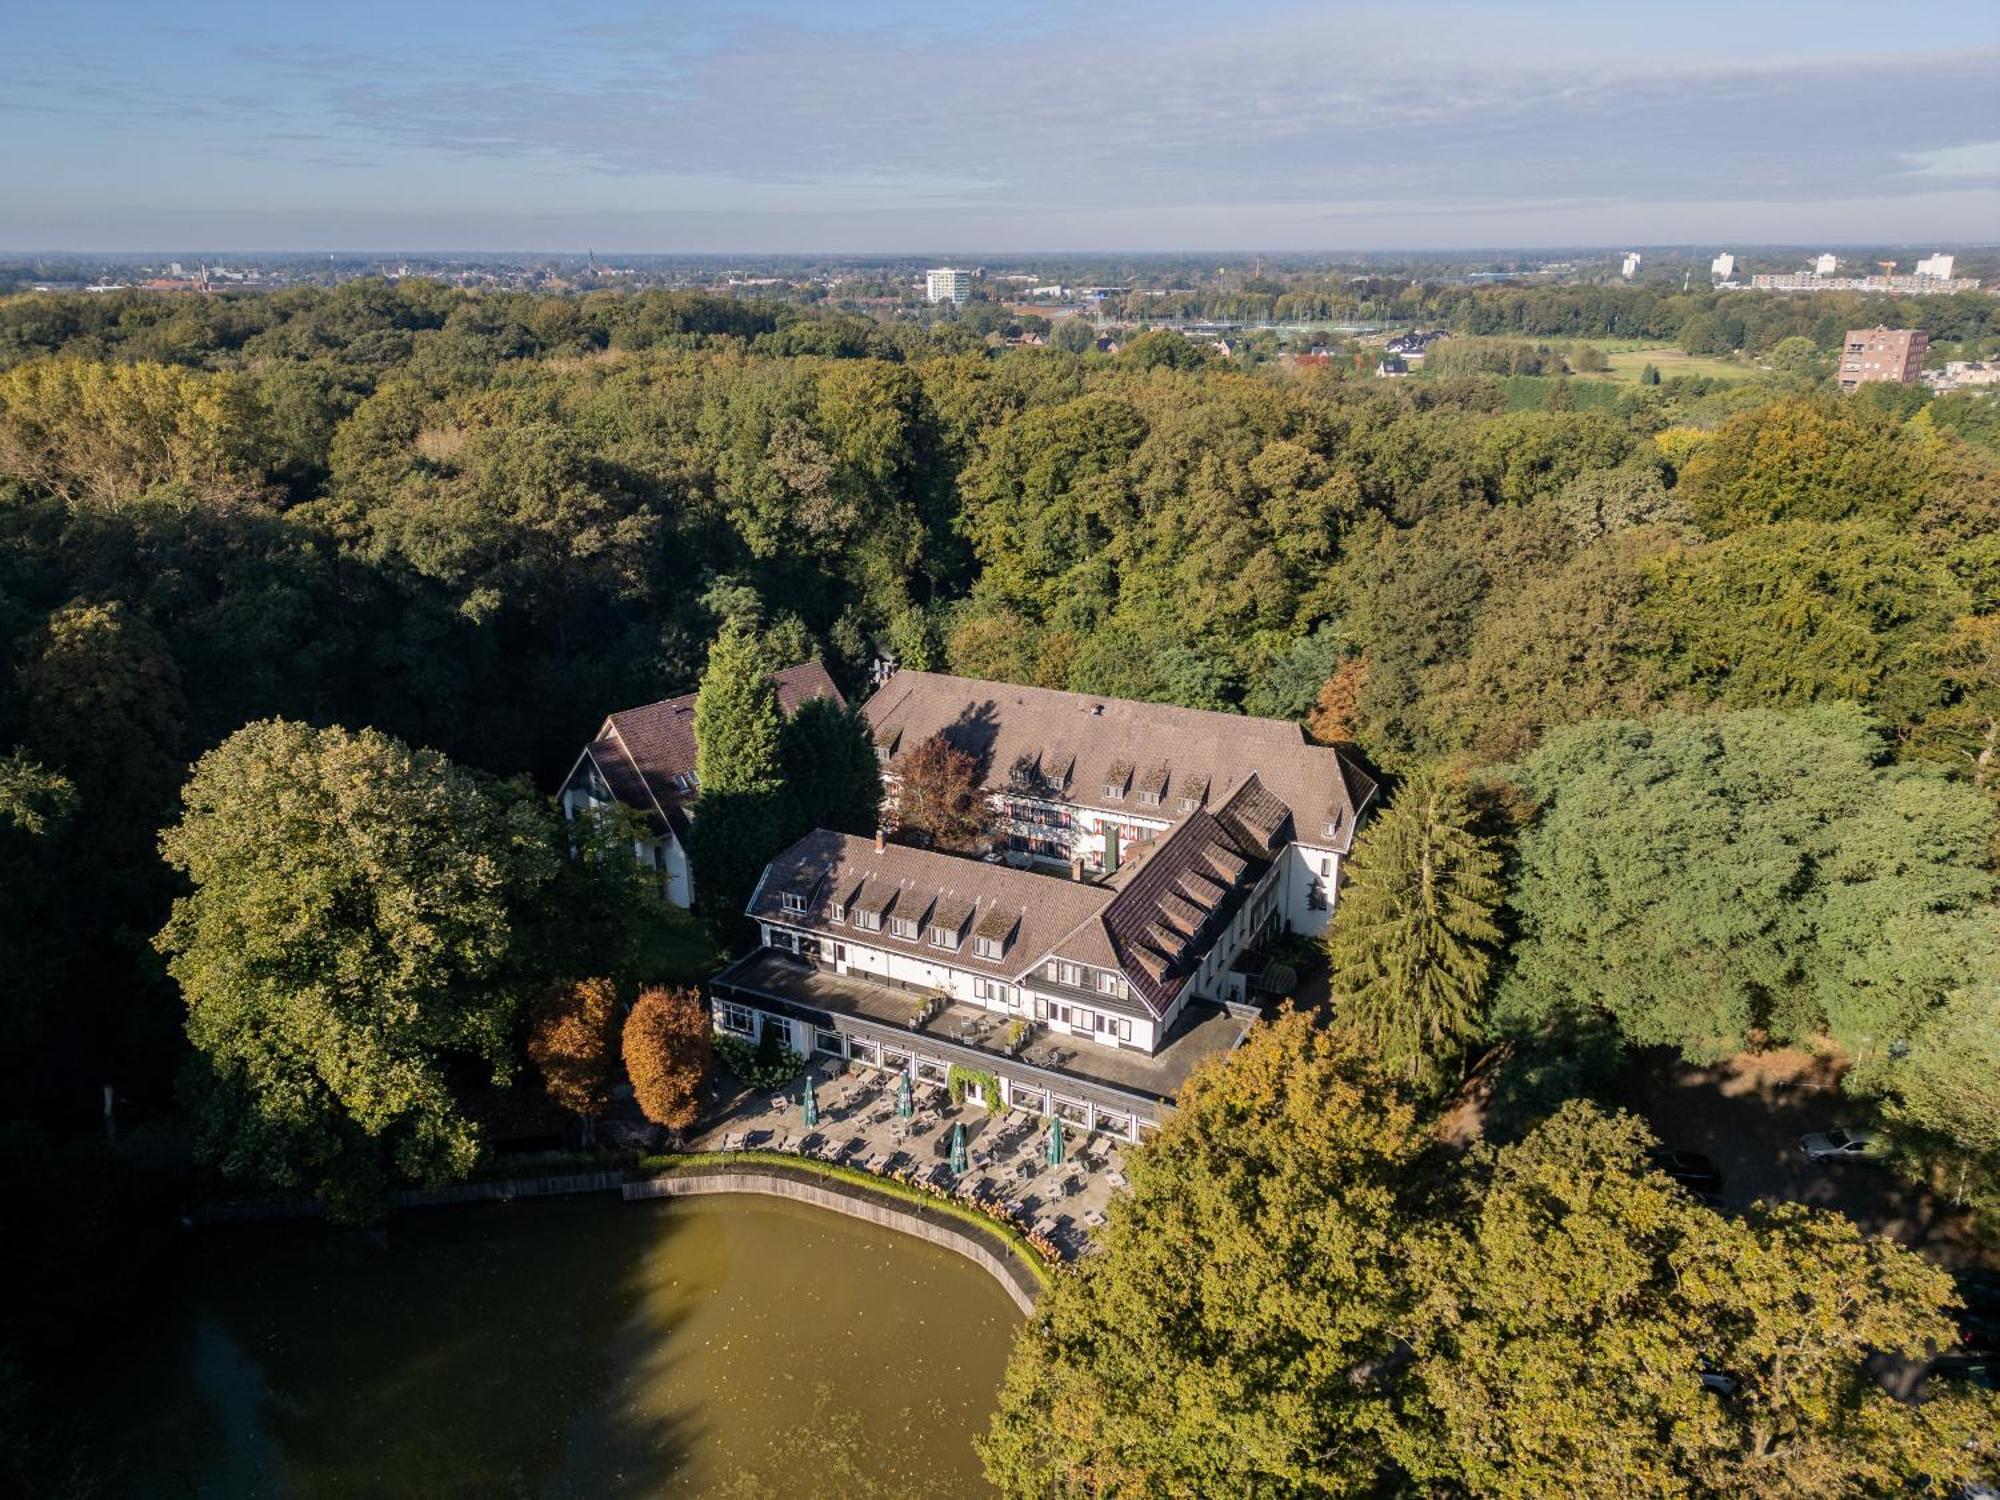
[874,828,886,854]
[1071,857,1086,882]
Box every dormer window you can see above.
[974,935,1002,959]
[1097,972,1125,999]
[829,902,846,924]
[891,915,919,940]
[780,891,807,914]
[930,924,959,949]
[1178,796,1199,812]
[1103,761,1132,801]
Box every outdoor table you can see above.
[1106,1169,1129,1189]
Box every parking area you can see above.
[1604,1046,1996,1272]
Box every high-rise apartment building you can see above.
[1837,326,1927,391]
[925,267,971,304]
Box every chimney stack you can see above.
[874,828,886,854]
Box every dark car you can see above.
[1929,1353,1995,1392]
[1648,1147,1723,1197]
[1952,1269,2000,1353]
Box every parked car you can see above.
[1648,1147,1723,1196]
[1928,1353,1995,1392]
[1798,1127,1887,1163]
[1952,1269,2000,1352]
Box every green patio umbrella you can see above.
[896,1072,913,1120]
[949,1121,968,1178]
[802,1074,818,1129]
[1047,1114,1065,1167]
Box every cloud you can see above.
[4,2,1998,247]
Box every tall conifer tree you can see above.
[1325,769,1504,1079]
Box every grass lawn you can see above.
[1584,345,1757,384]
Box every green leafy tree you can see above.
[1499,706,2000,1060]
[1677,396,1930,533]
[1393,1102,1997,1498]
[1326,769,1504,1080]
[156,720,560,1220]
[688,623,787,938]
[693,620,783,795]
[1642,519,1965,725]
[777,695,883,840]
[980,1011,1423,1497]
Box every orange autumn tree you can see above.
[892,731,989,851]
[1308,656,1370,746]
[623,985,712,1138]
[527,977,621,1139]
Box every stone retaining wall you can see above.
[625,1169,1043,1315]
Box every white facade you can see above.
[1710,252,1736,280]
[1915,253,1956,281]
[1621,252,1642,279]
[1813,253,1839,275]
[926,267,972,304]
[560,777,694,907]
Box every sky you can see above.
[4,0,1997,254]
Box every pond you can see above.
[80,1193,1023,1497]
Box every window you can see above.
[1072,1007,1096,1032]
[780,891,807,914]
[1138,789,1160,807]
[829,902,846,924]
[855,909,881,932]
[1178,795,1199,812]
[891,916,919,939]
[930,925,958,949]
[1103,781,1124,800]
[832,942,848,963]
[768,929,794,953]
[974,935,1002,960]
[815,1028,844,1056]
[1097,972,1124,998]
[974,977,1013,1006]
[719,1002,754,1036]
[1053,960,1084,988]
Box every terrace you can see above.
[711,948,1253,1117]
[690,1058,1131,1261]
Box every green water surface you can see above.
[87,1193,1021,1498]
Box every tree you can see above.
[1499,707,2000,1061]
[1325,769,1504,1080]
[1642,520,1965,726]
[688,623,787,938]
[1392,1102,1996,1498]
[777,695,883,840]
[526,977,620,1134]
[1306,656,1369,745]
[891,732,988,852]
[156,720,560,1219]
[1676,396,1929,533]
[980,1011,1424,1497]
[1875,982,2000,1156]
[693,621,782,795]
[622,985,711,1136]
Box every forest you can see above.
[2,278,1998,1492]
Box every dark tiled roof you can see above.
[860,670,1374,853]
[748,831,1113,983]
[582,661,842,835]
[1094,807,1273,1013]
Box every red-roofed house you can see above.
[560,661,842,907]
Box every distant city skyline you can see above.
[5,0,1997,253]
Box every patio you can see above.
[691,1056,1128,1261]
